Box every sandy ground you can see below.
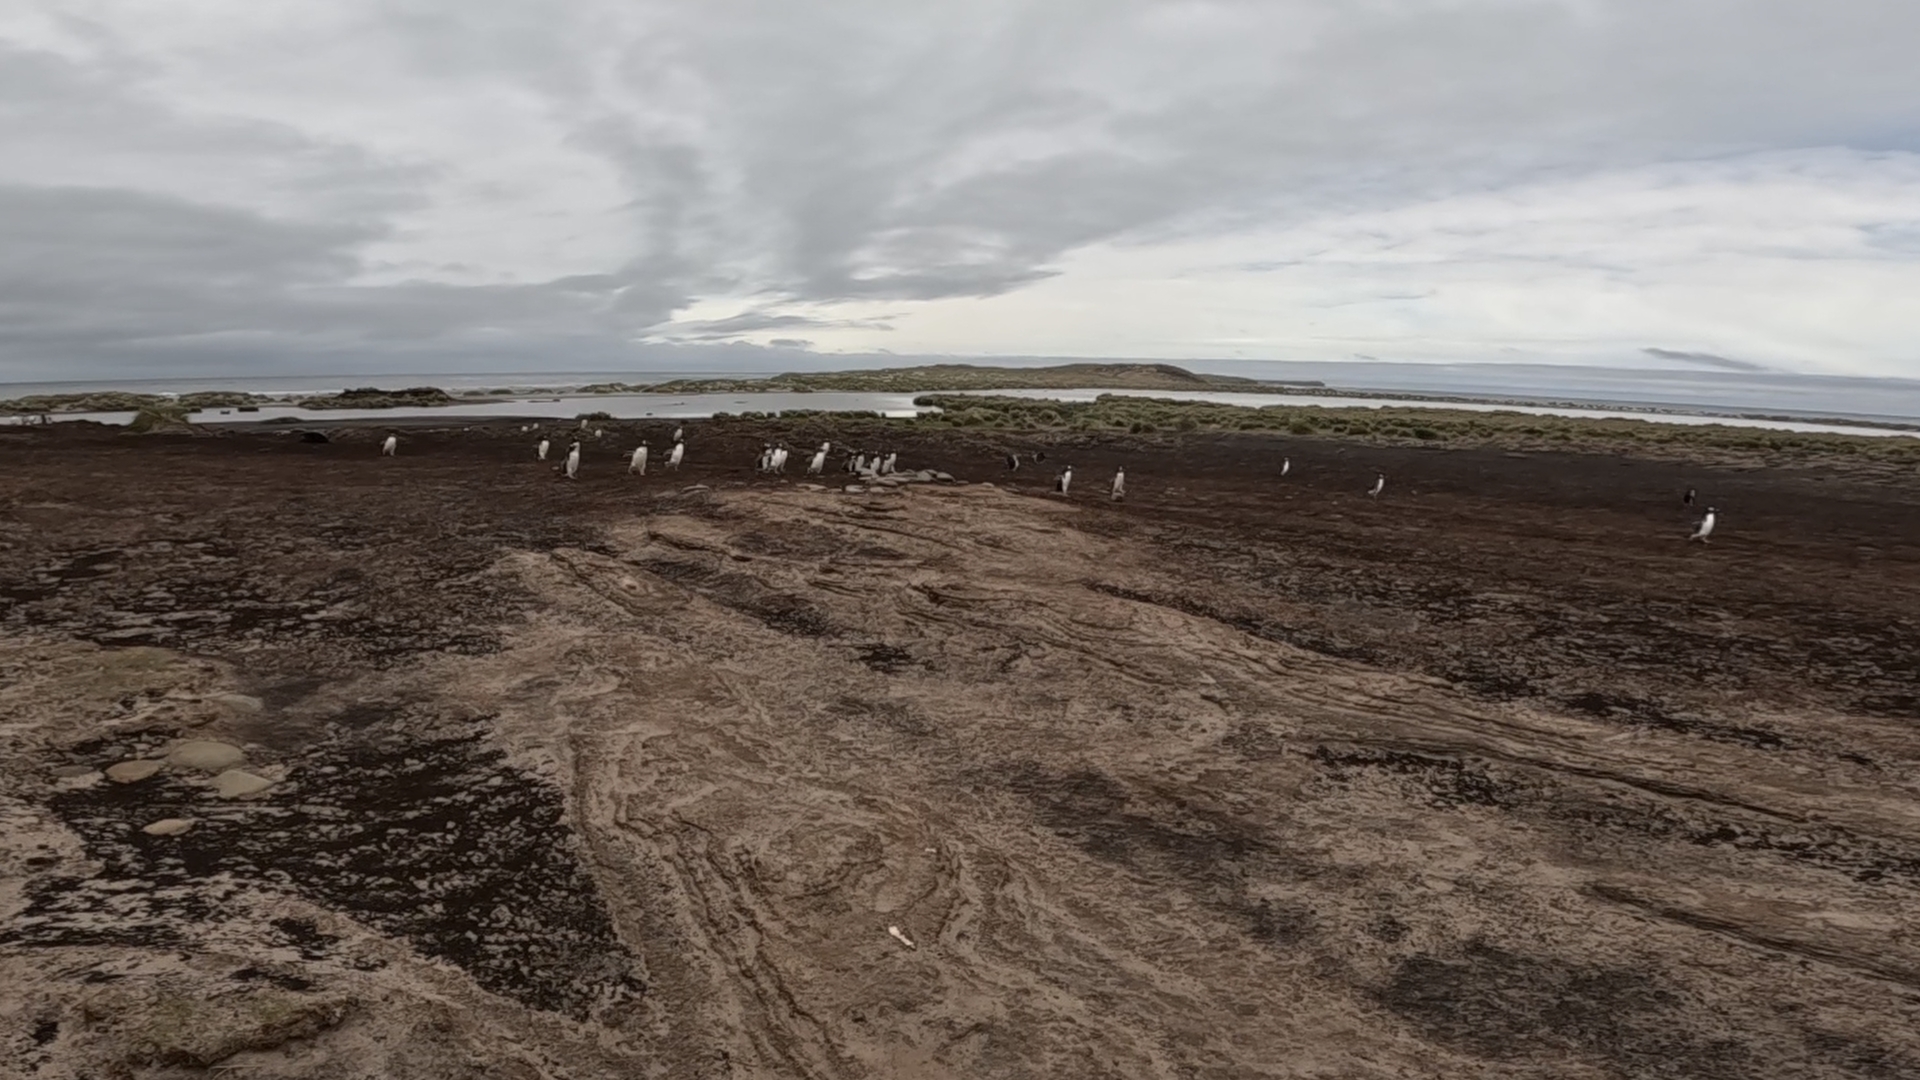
[2,420,1919,1079]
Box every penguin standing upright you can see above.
[1684,488,1697,506]
[1367,473,1385,498]
[1689,507,1717,544]
[629,442,648,475]
[1281,457,1291,477]
[667,440,685,471]
[1006,453,1020,472]
[1111,467,1125,501]
[1056,466,1073,496]
[565,441,581,480]
[537,438,550,461]
[381,434,398,456]
[808,446,828,475]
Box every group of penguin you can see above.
[377,424,1721,543]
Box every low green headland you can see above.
[603,362,1300,395]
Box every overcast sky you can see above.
[3,0,1919,381]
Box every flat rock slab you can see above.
[105,759,165,783]
[210,769,274,799]
[141,818,195,836]
[166,739,245,773]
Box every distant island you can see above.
[595,362,1325,395]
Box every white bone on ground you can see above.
[887,925,916,949]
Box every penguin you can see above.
[1281,457,1291,477]
[381,434,397,456]
[1367,473,1385,498]
[668,440,685,471]
[1055,466,1073,496]
[1683,488,1697,506]
[1006,452,1020,472]
[773,445,789,473]
[1111,467,1125,501]
[672,425,684,444]
[537,438,550,461]
[1689,507,1717,544]
[629,442,648,475]
[565,441,581,480]
[808,446,828,475]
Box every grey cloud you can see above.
[7,2,1920,378]
[767,338,811,349]
[1643,348,1772,373]
[0,183,682,371]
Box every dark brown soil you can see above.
[2,418,1918,1079]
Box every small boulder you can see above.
[210,769,274,799]
[212,693,265,714]
[142,818,195,837]
[106,759,165,784]
[166,740,245,773]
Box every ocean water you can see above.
[4,363,1919,433]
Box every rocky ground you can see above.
[2,419,1918,1079]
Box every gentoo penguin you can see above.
[1006,452,1020,472]
[1367,473,1385,498]
[565,441,581,480]
[1055,466,1073,496]
[629,442,648,475]
[381,434,398,456]
[537,438,550,461]
[1683,488,1697,506]
[1111,467,1125,501]
[773,445,788,473]
[807,446,828,475]
[667,440,685,470]
[1689,507,1717,544]
[1281,457,1291,477]
[672,425,684,444]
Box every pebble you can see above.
[105,759,165,783]
[166,740,246,773]
[213,693,265,713]
[142,818,195,837]
[211,769,275,799]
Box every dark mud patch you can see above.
[1001,764,1319,948]
[8,719,643,1019]
[1379,942,1756,1078]
[1560,690,1787,750]
[1084,581,1380,663]
[1312,746,1523,809]
[640,557,841,638]
[855,643,918,674]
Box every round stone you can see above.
[210,769,274,799]
[105,759,165,783]
[141,818,195,836]
[166,740,246,773]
